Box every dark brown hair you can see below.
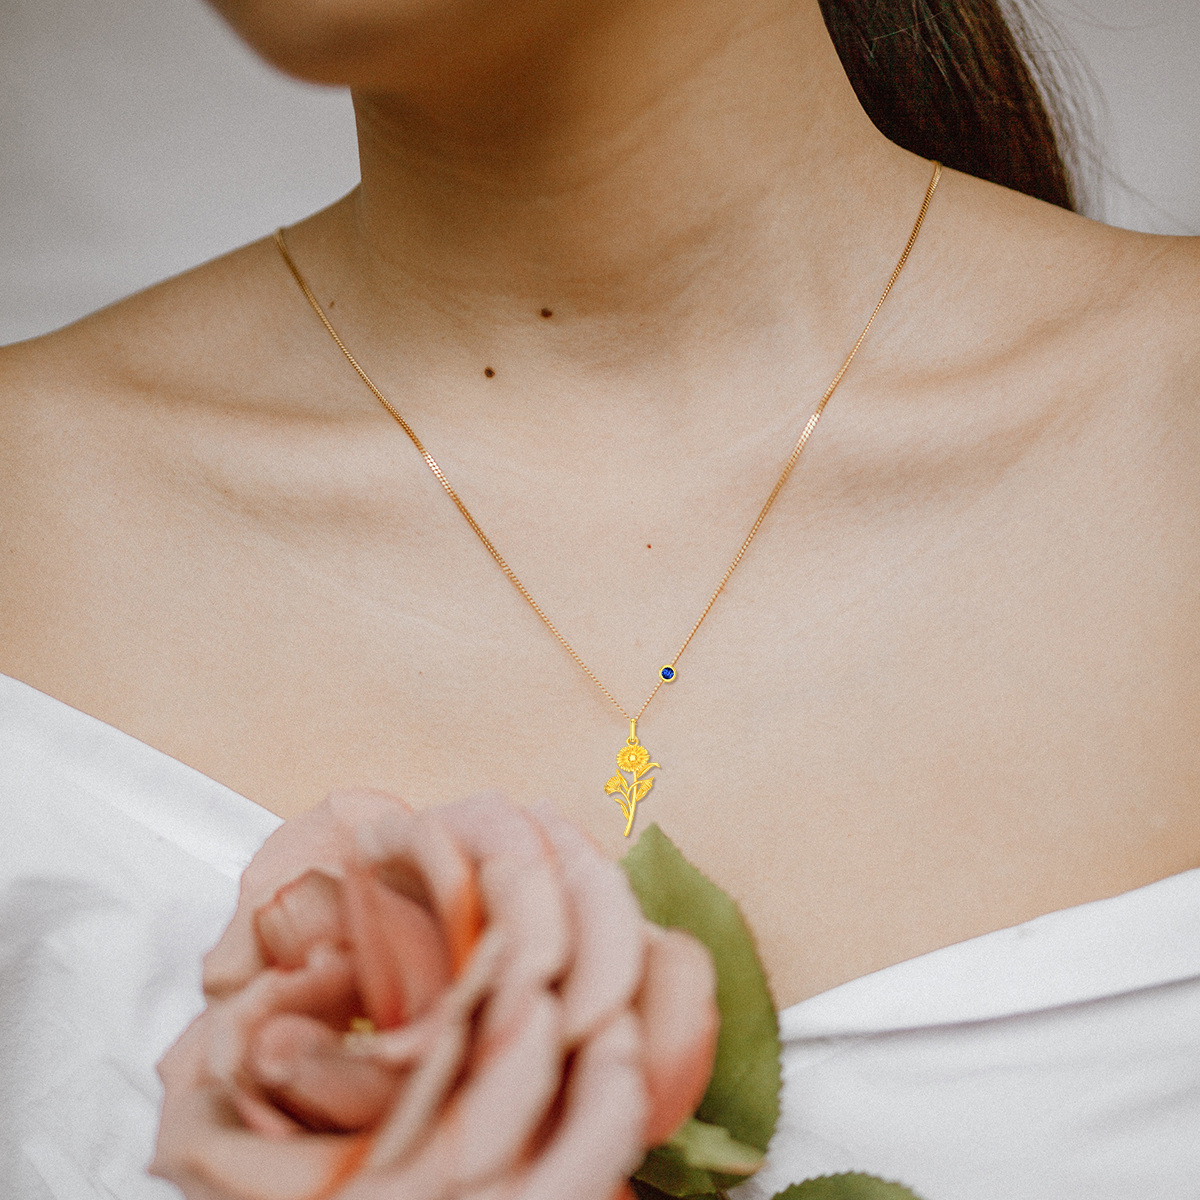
[819,0,1080,210]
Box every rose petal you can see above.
[230,1082,307,1140]
[250,1014,402,1132]
[434,793,547,862]
[152,1079,369,1200]
[367,1019,467,1170]
[511,1011,647,1200]
[207,946,358,1093]
[256,871,346,970]
[637,926,719,1145]
[348,927,506,1069]
[205,790,413,997]
[450,993,563,1186]
[529,802,646,1042]
[343,1020,434,1070]
[365,809,483,975]
[476,853,570,1036]
[192,1120,367,1200]
[341,866,450,1028]
[432,796,571,1035]
[365,927,507,1170]
[457,1179,517,1200]
[335,1128,455,1200]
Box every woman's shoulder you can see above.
[922,168,1200,419]
[1060,213,1199,428]
[0,234,351,531]
[1071,212,1200,381]
[0,234,348,695]
[0,236,307,425]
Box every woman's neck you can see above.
[307,0,926,372]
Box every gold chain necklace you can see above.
[274,161,941,836]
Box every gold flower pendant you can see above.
[604,720,660,837]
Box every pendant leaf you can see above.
[622,824,781,1189]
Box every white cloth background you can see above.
[0,0,1197,347]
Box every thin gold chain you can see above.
[273,162,941,724]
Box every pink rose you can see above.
[152,791,718,1200]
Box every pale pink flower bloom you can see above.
[152,791,718,1200]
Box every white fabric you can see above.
[0,673,281,1199]
[735,875,1200,1200]
[2,671,1198,1200]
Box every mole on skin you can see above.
[484,367,495,377]
[540,308,553,319]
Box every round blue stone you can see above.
[660,665,676,682]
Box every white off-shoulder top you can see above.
[2,672,1198,1200]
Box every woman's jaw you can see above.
[207,0,577,93]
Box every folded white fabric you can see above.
[0,673,280,1199]
[740,855,1200,1200]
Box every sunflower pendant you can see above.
[604,720,660,837]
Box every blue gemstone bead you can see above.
[660,666,675,681]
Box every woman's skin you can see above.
[1,0,1198,1007]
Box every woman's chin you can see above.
[203,0,541,89]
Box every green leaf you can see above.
[632,1118,764,1197]
[666,1117,765,1174]
[772,1175,925,1200]
[629,1178,718,1200]
[622,824,781,1155]
[634,1144,719,1197]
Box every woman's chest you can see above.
[5,384,1200,1004]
